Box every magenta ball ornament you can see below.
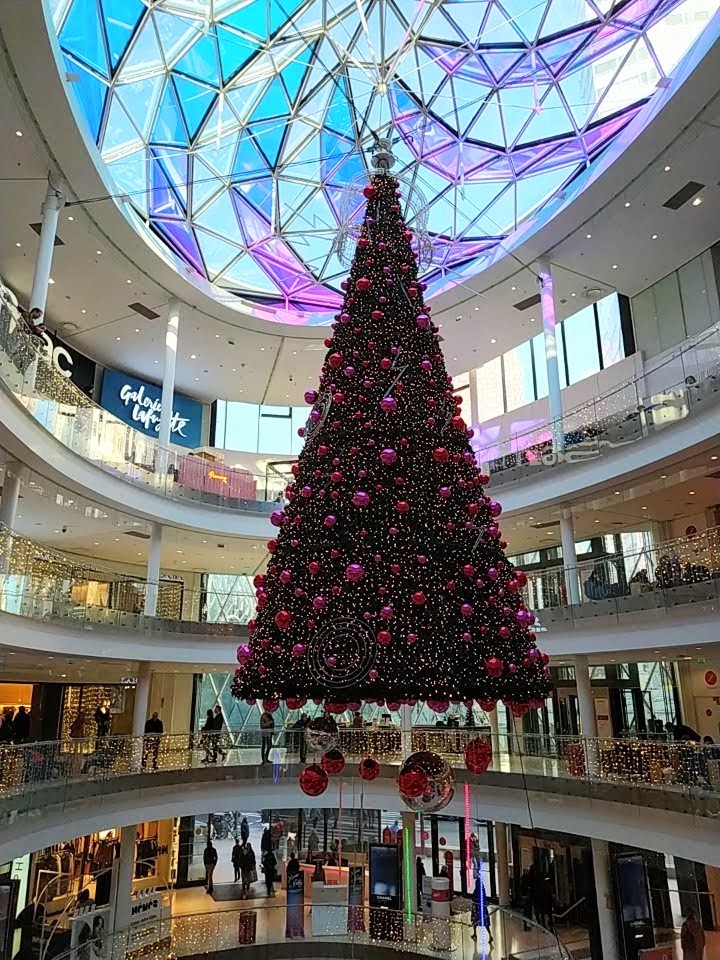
[345,563,365,582]
[355,277,372,292]
[292,643,306,658]
[312,596,326,610]
[461,603,473,618]
[380,396,398,414]
[380,448,397,465]
[270,511,284,527]
[486,657,504,678]
[323,515,337,528]
[236,644,251,666]
[352,491,370,508]
[363,184,376,199]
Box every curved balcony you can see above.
[0,730,717,866]
[2,294,719,527]
[2,526,717,660]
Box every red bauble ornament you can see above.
[359,756,381,781]
[377,629,392,646]
[355,277,372,292]
[328,352,343,369]
[465,736,493,775]
[398,766,428,798]
[299,764,329,797]
[274,610,293,630]
[433,447,450,463]
[486,657,504,678]
[363,184,377,199]
[411,591,426,605]
[321,749,346,775]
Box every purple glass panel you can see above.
[422,45,495,84]
[582,107,640,154]
[509,142,563,176]
[150,158,185,219]
[152,218,205,274]
[479,49,526,84]
[616,0,683,28]
[231,189,271,246]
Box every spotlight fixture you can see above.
[692,196,703,206]
[15,130,22,137]
[586,233,592,239]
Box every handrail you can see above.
[553,896,586,920]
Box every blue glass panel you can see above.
[280,42,314,101]
[195,188,238,237]
[153,218,205,274]
[60,0,109,78]
[100,0,144,69]
[321,130,353,178]
[269,0,305,34]
[173,76,215,138]
[150,158,185,218]
[63,55,107,141]
[481,3,525,43]
[118,18,163,81]
[101,95,142,155]
[223,1,267,40]
[152,80,188,145]
[250,119,285,165]
[157,148,188,203]
[116,74,164,138]
[325,77,352,135]
[195,228,244,279]
[232,131,269,180]
[191,159,223,210]
[239,179,274,219]
[216,25,258,82]
[175,32,221,86]
[231,191,271,246]
[152,10,199,66]
[251,76,288,121]
[221,251,277,293]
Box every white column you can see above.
[144,522,163,617]
[0,461,28,575]
[400,704,413,758]
[494,821,510,907]
[402,811,417,914]
[112,825,136,937]
[591,838,621,960]
[559,508,581,605]
[29,178,64,317]
[575,654,598,777]
[538,263,564,454]
[488,707,500,759]
[157,299,180,476]
[132,662,151,737]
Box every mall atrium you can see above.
[1,1,720,959]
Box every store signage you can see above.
[208,469,229,485]
[100,368,202,449]
[369,844,400,911]
[38,329,96,396]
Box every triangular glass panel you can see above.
[517,85,572,143]
[282,118,316,161]
[173,75,215,138]
[284,135,320,178]
[195,188,242,240]
[499,84,544,148]
[536,29,593,78]
[510,0,548,43]
[116,74,164,139]
[321,130,353,179]
[269,0,305,35]
[232,131,269,181]
[280,41,314,102]
[63,55,108,142]
[195,230,244,281]
[152,10,199,69]
[442,1,490,43]
[467,91,504,145]
[222,1,267,40]
[100,0,145,70]
[100,94,143,158]
[480,49,526,85]
[479,3,526,44]
[326,150,365,188]
[226,80,267,125]
[251,76,289,122]
[237,178,275,220]
[175,31,221,86]
[559,67,597,130]
[278,179,316,225]
[197,135,236,178]
[150,157,185,219]
[191,158,224,212]
[249,119,285,166]
[515,166,568,219]
[325,77,353,136]
[59,0,109,78]
[152,79,188,145]
[107,147,148,215]
[118,17,164,81]
[157,148,188,203]
[541,0,595,37]
[231,190,271,246]
[221,252,277,294]
[422,7,464,44]
[152,218,205,274]
[582,107,639,155]
[216,25,258,83]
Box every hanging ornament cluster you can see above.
[231,170,551,711]
[397,750,454,813]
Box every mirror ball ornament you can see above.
[304,715,339,754]
[299,763,329,797]
[397,766,429,799]
[321,749,346,775]
[464,736,493,775]
[359,756,381,781]
[397,751,454,813]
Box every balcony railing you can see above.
[1,729,718,824]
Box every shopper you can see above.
[416,856,425,904]
[470,878,493,943]
[13,706,30,744]
[306,827,319,862]
[665,721,702,743]
[200,709,216,764]
[203,840,218,894]
[262,847,277,898]
[231,838,243,883]
[680,908,705,960]
[142,712,163,770]
[94,701,111,738]
[0,713,13,743]
[260,709,274,764]
[212,705,228,762]
[241,842,256,899]
[240,816,250,845]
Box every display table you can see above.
[311,883,347,937]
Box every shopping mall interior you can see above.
[1,2,720,959]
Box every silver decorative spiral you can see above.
[304,388,332,441]
[307,617,376,690]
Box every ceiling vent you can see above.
[663,181,704,210]
[123,530,150,540]
[529,519,560,529]
[30,223,64,246]
[513,293,541,311]
[128,302,160,321]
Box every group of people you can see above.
[200,705,228,764]
[230,836,258,899]
[0,706,30,744]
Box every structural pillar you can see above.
[144,522,163,617]
[401,811,417,915]
[400,704,413,758]
[132,662,151,736]
[537,262,564,454]
[157,299,180,477]
[591,838,621,960]
[559,508,581,605]
[0,461,28,576]
[112,825,136,938]
[488,707,500,759]
[575,654,598,777]
[494,821,510,907]
[29,177,64,319]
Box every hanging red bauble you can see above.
[321,749,346,775]
[398,766,428,798]
[465,736,493,775]
[359,756,381,781]
[299,764,329,797]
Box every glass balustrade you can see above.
[1,298,719,509]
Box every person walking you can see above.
[241,842,256,899]
[240,816,250,845]
[203,840,218,894]
[200,709,216,764]
[262,847,277,898]
[142,712,163,770]
[306,827,319,862]
[13,706,30,744]
[213,705,228,762]
[470,878,493,944]
[680,908,705,960]
[0,713,13,744]
[416,856,426,906]
[260,709,274,764]
[231,839,243,883]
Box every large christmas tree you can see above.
[232,171,550,710]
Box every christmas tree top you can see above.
[232,167,551,714]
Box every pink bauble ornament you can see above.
[380,396,397,414]
[345,563,365,582]
[380,448,397,465]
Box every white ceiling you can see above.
[0,9,720,406]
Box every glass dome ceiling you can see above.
[50,0,718,325]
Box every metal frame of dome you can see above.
[49,0,719,325]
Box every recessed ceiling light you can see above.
[612,264,618,270]
[614,490,620,495]
[641,505,648,510]
[490,338,496,344]
[116,336,121,341]
[68,215,74,221]
[586,233,592,239]
[15,242,21,247]
[190,353,197,359]
[688,490,695,495]
[126,278,133,284]
[711,455,718,461]
[594,519,600,523]
[48,277,55,284]
[114,537,120,541]
[93,541,99,546]
[232,368,237,372]
[453,356,457,361]
[624,201,630,208]
[154,359,158,363]
[260,347,265,351]
[571,292,576,297]
[96,250,102,255]
[134,328,140,333]
[692,196,703,206]
[664,164,671,171]
[511,286,516,291]
[651,234,658,240]
[660,474,667,479]
[194,377,199,381]
[529,317,536,322]
[81,308,86,314]
[215,334,220,338]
